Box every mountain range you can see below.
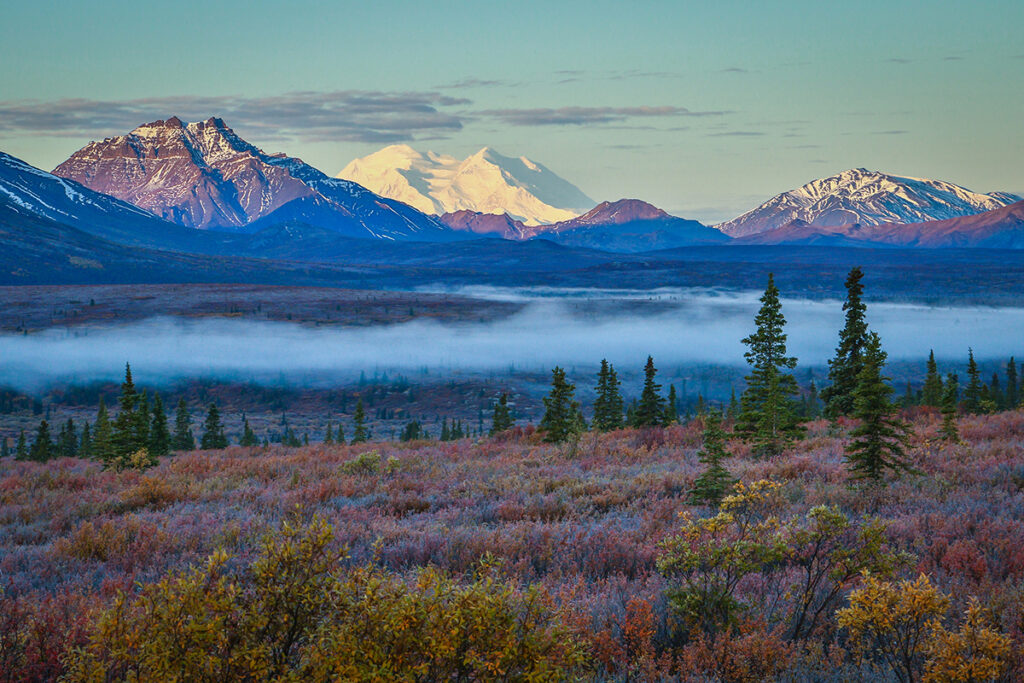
[716,168,1021,237]
[53,118,457,241]
[0,116,1022,275]
[337,145,594,225]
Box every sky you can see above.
[1,0,1022,223]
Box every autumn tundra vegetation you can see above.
[2,268,1023,681]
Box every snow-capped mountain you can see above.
[736,201,1024,249]
[53,118,457,241]
[0,150,224,252]
[337,145,595,226]
[717,168,1022,237]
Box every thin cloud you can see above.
[0,91,471,143]
[707,131,764,137]
[872,130,909,135]
[479,106,727,126]
[720,67,748,74]
[435,78,514,89]
[885,57,913,64]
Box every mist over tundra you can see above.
[1,288,1021,390]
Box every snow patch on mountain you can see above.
[717,168,1022,237]
[337,145,595,226]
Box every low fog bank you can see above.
[0,290,1021,390]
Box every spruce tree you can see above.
[133,392,151,456]
[844,333,914,482]
[1007,357,1019,409]
[149,393,170,457]
[489,393,514,435]
[200,404,228,450]
[239,417,258,447]
[15,431,27,460]
[592,359,624,431]
[324,422,334,444]
[988,373,1002,411]
[92,398,115,464]
[665,384,679,424]
[57,418,78,459]
[688,410,737,506]
[539,366,584,443]
[962,349,986,414]
[735,274,805,456]
[79,422,91,457]
[922,350,943,407]
[112,363,140,460]
[940,373,960,442]
[633,356,667,428]
[822,267,869,417]
[0,437,7,459]
[805,380,821,419]
[400,421,424,441]
[172,398,195,451]
[29,420,54,462]
[727,388,739,420]
[335,424,345,444]
[351,398,368,444]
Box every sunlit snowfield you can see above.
[2,287,1021,389]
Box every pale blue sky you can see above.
[1,0,1021,222]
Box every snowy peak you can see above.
[51,117,454,241]
[717,169,1022,237]
[338,145,595,225]
[54,116,312,229]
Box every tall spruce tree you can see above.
[15,430,27,460]
[922,350,944,407]
[592,359,624,432]
[172,398,195,451]
[489,393,513,435]
[0,437,7,459]
[57,418,78,459]
[133,392,151,456]
[351,398,368,444]
[1007,357,1019,409]
[665,384,679,424]
[149,393,170,457]
[112,363,141,461]
[844,333,913,482]
[989,373,1003,411]
[822,267,869,417]
[688,410,737,507]
[29,420,54,462]
[200,404,228,450]
[735,274,805,456]
[633,356,667,428]
[539,366,585,443]
[963,349,984,414]
[79,422,91,458]
[92,397,114,464]
[940,373,960,442]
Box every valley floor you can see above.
[1,410,1023,680]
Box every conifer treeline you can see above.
[4,269,1021,469]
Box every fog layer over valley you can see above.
[1,288,1021,390]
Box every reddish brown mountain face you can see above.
[53,117,313,229]
[438,210,529,239]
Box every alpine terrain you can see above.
[337,145,595,225]
[717,168,1021,237]
[53,118,456,241]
